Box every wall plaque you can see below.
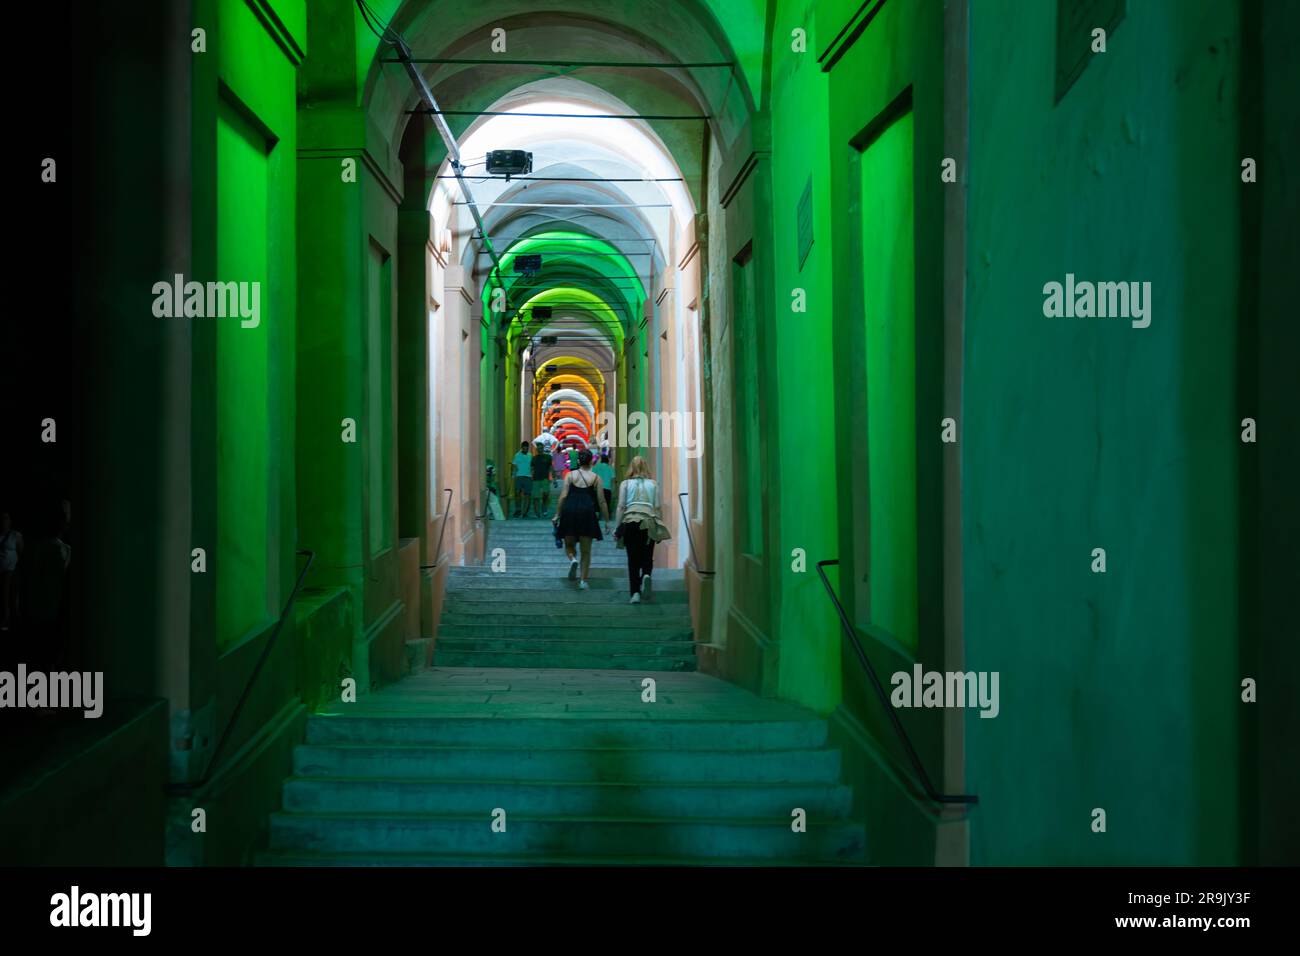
[797,176,814,271]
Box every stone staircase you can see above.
[435,517,696,671]
[257,516,867,866]
[258,670,866,865]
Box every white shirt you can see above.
[616,478,659,526]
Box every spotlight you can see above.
[486,150,533,177]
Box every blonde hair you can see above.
[624,455,653,480]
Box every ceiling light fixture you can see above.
[486,149,534,179]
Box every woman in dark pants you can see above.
[614,456,666,604]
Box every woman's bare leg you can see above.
[564,536,578,561]
[579,536,593,581]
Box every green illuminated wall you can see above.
[702,0,768,110]
[367,242,394,556]
[860,109,918,655]
[768,0,841,714]
[197,0,303,669]
[820,0,948,864]
[296,0,410,696]
[730,254,763,556]
[962,0,1246,865]
[180,0,307,863]
[216,98,272,650]
[200,0,304,664]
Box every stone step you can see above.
[432,650,697,671]
[476,564,630,574]
[437,622,692,639]
[440,603,688,620]
[450,567,684,581]
[487,551,628,557]
[487,547,626,556]
[447,575,684,591]
[438,624,694,641]
[486,546,626,554]
[434,639,695,661]
[436,631,693,648]
[486,556,627,565]
[485,539,584,547]
[264,666,866,866]
[266,812,867,862]
[281,777,854,818]
[488,535,621,541]
[481,556,605,564]
[454,562,642,574]
[485,538,624,545]
[257,849,864,867]
[447,572,655,587]
[486,534,608,542]
[488,520,591,528]
[304,716,830,749]
[293,744,842,784]
[483,541,625,550]
[488,548,629,556]
[442,588,688,605]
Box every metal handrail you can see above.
[167,548,316,795]
[421,488,454,571]
[475,484,495,522]
[815,559,978,807]
[678,492,716,577]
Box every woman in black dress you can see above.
[552,448,610,590]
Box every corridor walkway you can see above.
[258,516,867,865]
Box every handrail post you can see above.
[815,558,977,807]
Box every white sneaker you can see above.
[630,592,641,604]
[641,575,652,599]
[579,580,589,590]
[568,559,578,580]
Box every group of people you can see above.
[507,440,667,604]
[509,440,615,520]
